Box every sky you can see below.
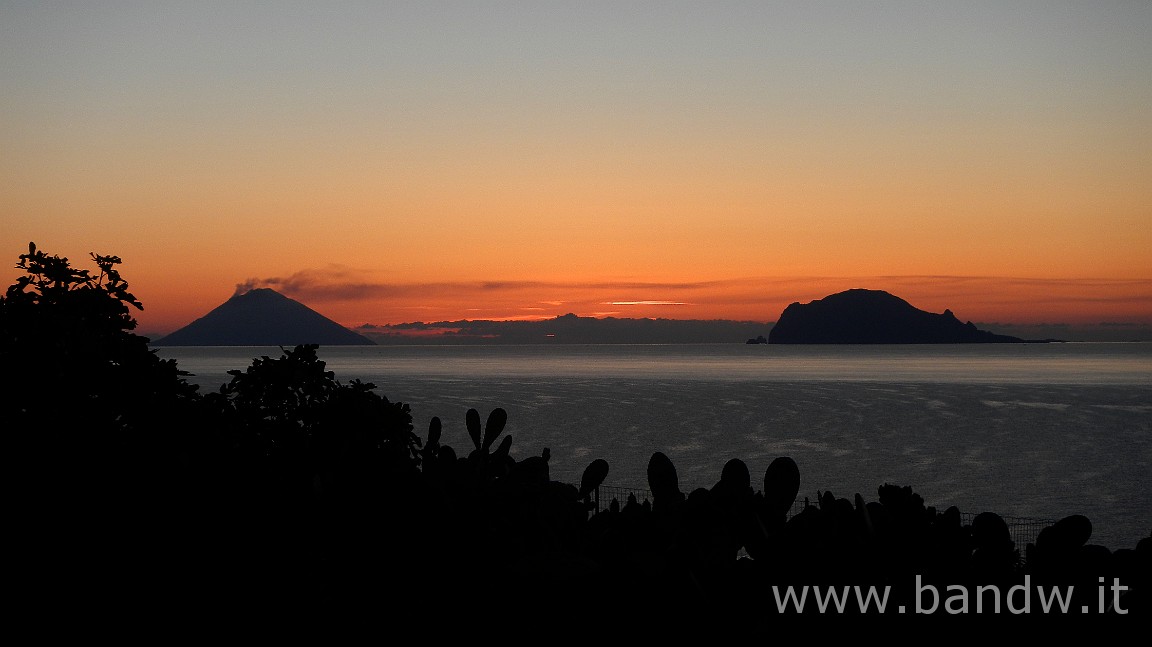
[2,1,1150,338]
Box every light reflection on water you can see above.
[156,343,1152,549]
[159,342,1152,385]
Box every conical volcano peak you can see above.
[153,288,373,346]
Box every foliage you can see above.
[2,242,208,593]
[205,344,421,488]
[0,242,198,437]
[1,242,421,467]
[3,242,424,524]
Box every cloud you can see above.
[234,265,368,297]
[237,271,1152,302]
[233,267,1151,326]
[234,271,755,302]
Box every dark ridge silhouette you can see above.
[768,288,1027,344]
[358,312,771,344]
[153,287,374,346]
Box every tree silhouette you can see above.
[2,243,204,605]
[1,242,199,437]
[204,343,421,504]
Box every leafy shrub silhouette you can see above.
[204,344,421,504]
[2,243,205,597]
[1,242,199,438]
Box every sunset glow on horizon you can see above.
[3,2,1149,338]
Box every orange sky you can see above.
[2,3,1150,335]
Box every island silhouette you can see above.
[768,288,1029,344]
[153,286,1062,346]
[153,287,374,346]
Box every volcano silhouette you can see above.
[153,288,374,346]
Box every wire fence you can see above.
[957,512,1057,553]
[588,484,1057,558]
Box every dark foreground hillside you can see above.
[3,244,1146,628]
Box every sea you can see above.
[155,342,1152,551]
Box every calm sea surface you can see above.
[156,343,1152,550]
